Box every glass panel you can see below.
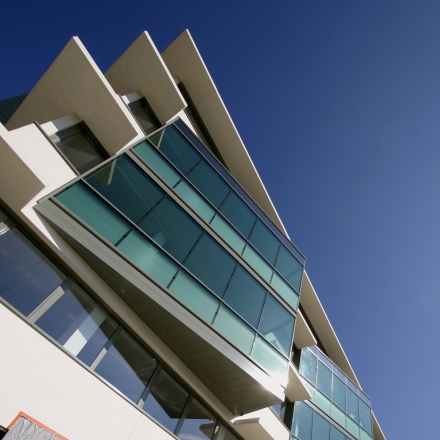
[95,329,158,402]
[359,399,372,434]
[330,425,346,440]
[169,270,220,323]
[210,214,246,254]
[313,389,331,415]
[347,378,359,393]
[143,369,189,433]
[134,141,182,188]
[291,402,313,440]
[241,244,273,282]
[270,272,299,310]
[332,376,346,410]
[316,361,332,398]
[0,228,66,316]
[249,220,280,264]
[312,413,330,440]
[130,101,158,135]
[174,180,216,223]
[299,349,317,385]
[304,380,315,399]
[271,402,286,420]
[184,234,237,297]
[186,160,230,208]
[359,429,372,440]
[223,265,266,327]
[35,283,118,366]
[219,191,256,238]
[86,155,164,223]
[318,352,333,370]
[213,305,255,354]
[331,404,346,429]
[157,125,201,175]
[179,398,216,440]
[251,335,288,380]
[117,229,179,287]
[359,391,371,407]
[345,417,360,438]
[275,245,303,292]
[56,182,131,245]
[347,388,359,423]
[139,197,203,263]
[259,295,295,357]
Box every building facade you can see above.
[0,30,386,440]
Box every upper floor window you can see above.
[128,98,160,135]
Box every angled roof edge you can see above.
[161,30,289,237]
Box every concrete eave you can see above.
[105,31,186,125]
[293,309,317,349]
[285,363,313,402]
[161,30,288,236]
[6,37,143,155]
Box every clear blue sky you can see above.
[2,1,438,437]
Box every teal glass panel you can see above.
[210,214,246,254]
[291,402,313,440]
[275,245,303,292]
[345,417,360,438]
[213,305,255,354]
[86,155,164,223]
[219,191,256,238]
[270,272,299,310]
[223,265,267,327]
[330,425,346,440]
[251,335,288,380]
[117,229,178,287]
[178,398,217,440]
[347,388,359,423]
[174,180,215,222]
[138,197,203,262]
[359,399,372,434]
[187,160,230,207]
[55,182,131,245]
[241,244,273,282]
[359,429,372,440]
[157,125,201,174]
[134,141,182,187]
[259,295,295,357]
[317,361,332,398]
[313,389,331,415]
[184,233,237,297]
[331,403,346,429]
[332,376,346,410]
[299,349,317,385]
[169,270,219,323]
[312,413,330,440]
[249,219,280,264]
[303,380,315,399]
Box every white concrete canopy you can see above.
[105,32,186,125]
[161,30,288,236]
[293,310,317,349]
[6,37,143,156]
[285,363,313,402]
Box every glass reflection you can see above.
[179,398,216,440]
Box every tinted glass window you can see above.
[347,388,359,422]
[251,335,287,379]
[317,362,332,398]
[129,100,158,135]
[275,245,303,292]
[219,191,256,238]
[332,376,346,410]
[249,220,280,264]
[179,398,216,440]
[299,349,317,384]
[312,413,330,440]
[292,401,313,440]
[359,399,372,434]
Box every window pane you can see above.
[95,329,158,402]
[292,402,313,440]
[219,191,256,238]
[275,245,303,292]
[347,388,359,423]
[259,295,295,357]
[223,265,266,327]
[210,214,246,254]
[117,229,179,287]
[360,429,373,440]
[270,272,299,310]
[0,228,66,316]
[174,180,216,223]
[299,349,318,385]
[332,376,346,410]
[143,369,189,433]
[179,398,216,440]
[312,413,330,440]
[169,270,220,323]
[241,244,273,282]
[139,197,203,262]
[316,361,332,398]
[313,389,331,415]
[130,102,158,135]
[345,417,360,438]
[86,155,164,223]
[56,182,131,245]
[331,404,346,428]
[213,305,255,354]
[187,160,229,208]
[134,141,182,188]
[35,283,118,366]
[251,335,288,380]
[330,425,346,440]
[184,234,237,297]
[249,220,280,264]
[157,126,201,175]
[359,399,372,434]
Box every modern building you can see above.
[0,30,386,440]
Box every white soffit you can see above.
[161,30,288,236]
[285,363,313,402]
[293,310,317,349]
[105,31,186,124]
[6,37,142,156]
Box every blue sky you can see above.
[2,1,438,437]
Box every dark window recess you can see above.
[50,123,108,174]
[128,98,160,135]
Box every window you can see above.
[128,98,160,135]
